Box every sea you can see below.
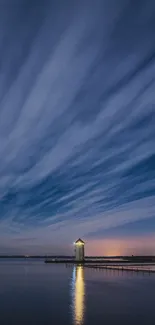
[0,258,155,325]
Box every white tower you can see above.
[75,238,85,261]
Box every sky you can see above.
[0,0,155,255]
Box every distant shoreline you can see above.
[0,255,155,260]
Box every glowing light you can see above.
[75,242,84,246]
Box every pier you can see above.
[84,264,155,273]
[44,256,155,273]
[44,256,155,264]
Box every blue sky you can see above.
[0,0,155,255]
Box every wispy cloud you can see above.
[0,0,155,253]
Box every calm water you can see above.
[0,259,155,325]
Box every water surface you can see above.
[0,259,155,324]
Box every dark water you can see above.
[0,259,155,325]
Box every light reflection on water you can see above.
[71,266,85,325]
[0,261,155,324]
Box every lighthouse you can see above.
[74,238,85,261]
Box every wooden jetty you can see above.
[84,265,155,273]
[44,256,155,274]
[44,256,155,264]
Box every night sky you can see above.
[0,0,155,255]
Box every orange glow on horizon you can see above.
[85,235,155,256]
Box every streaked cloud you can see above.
[0,0,155,254]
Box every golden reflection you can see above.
[71,266,85,325]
